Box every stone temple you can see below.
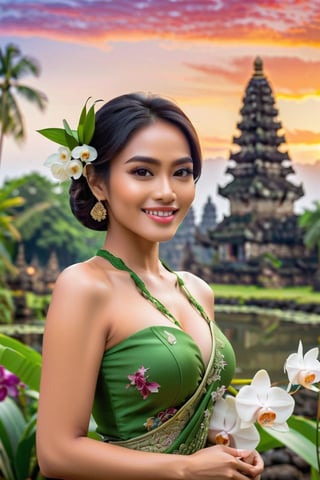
[208,56,316,286]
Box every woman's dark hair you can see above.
[69,92,202,231]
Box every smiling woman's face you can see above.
[103,120,195,244]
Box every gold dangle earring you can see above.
[90,200,107,222]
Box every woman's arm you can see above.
[36,263,187,480]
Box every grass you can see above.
[211,284,320,304]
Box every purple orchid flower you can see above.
[0,366,20,401]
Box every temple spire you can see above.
[253,56,264,77]
[209,57,312,287]
[217,55,303,218]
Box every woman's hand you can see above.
[240,450,263,480]
[186,444,264,479]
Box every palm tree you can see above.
[299,201,320,291]
[0,43,47,166]
[0,185,25,323]
[0,184,25,275]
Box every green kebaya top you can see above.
[92,249,236,448]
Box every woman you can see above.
[36,92,263,479]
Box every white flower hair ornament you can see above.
[38,97,102,182]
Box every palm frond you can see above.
[14,201,51,229]
[11,56,41,79]
[15,85,47,111]
[0,196,25,211]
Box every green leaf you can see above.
[0,197,24,209]
[77,97,103,145]
[64,132,79,150]
[0,397,26,476]
[37,128,70,147]
[83,99,103,144]
[62,119,77,141]
[288,415,317,445]
[0,334,42,365]
[15,414,37,480]
[0,334,42,392]
[82,103,95,145]
[0,445,15,480]
[77,96,91,144]
[62,119,79,149]
[38,126,79,150]
[259,423,319,471]
[257,424,283,452]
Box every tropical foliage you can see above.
[0,334,102,479]
[0,183,25,323]
[300,201,320,264]
[4,172,105,268]
[0,334,318,478]
[299,201,320,291]
[0,335,42,479]
[0,182,24,271]
[0,43,47,165]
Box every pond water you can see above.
[216,309,320,382]
[2,309,319,385]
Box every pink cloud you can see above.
[1,0,320,46]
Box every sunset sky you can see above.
[1,0,320,220]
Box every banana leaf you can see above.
[0,445,15,480]
[15,414,37,480]
[0,334,42,392]
[0,398,26,479]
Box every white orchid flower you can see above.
[235,369,295,432]
[44,147,72,182]
[66,159,83,180]
[72,144,97,163]
[208,396,260,450]
[284,340,320,392]
[49,162,69,182]
[44,147,71,166]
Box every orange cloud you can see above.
[285,129,320,144]
[185,56,320,96]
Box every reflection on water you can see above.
[216,311,320,382]
[3,311,319,385]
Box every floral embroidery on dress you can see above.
[127,366,160,400]
[211,385,226,403]
[206,335,226,386]
[144,407,178,431]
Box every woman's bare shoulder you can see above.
[177,270,214,298]
[176,270,214,318]
[52,258,111,298]
[46,258,114,332]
